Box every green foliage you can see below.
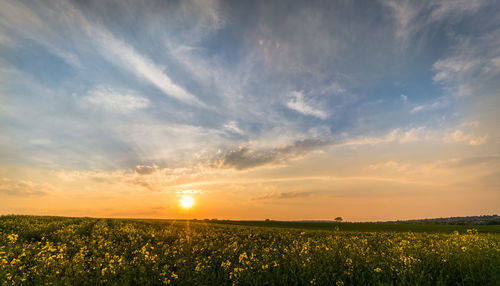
[1,215,499,285]
[211,220,500,233]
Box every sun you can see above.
[180,195,194,208]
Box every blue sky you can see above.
[0,0,499,220]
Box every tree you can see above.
[334,217,343,223]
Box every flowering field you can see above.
[1,216,499,285]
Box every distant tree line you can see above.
[388,215,500,225]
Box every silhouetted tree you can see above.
[334,217,343,223]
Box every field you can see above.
[210,220,500,233]
[1,216,499,285]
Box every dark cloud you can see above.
[212,138,333,170]
[0,178,48,196]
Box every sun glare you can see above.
[180,196,194,208]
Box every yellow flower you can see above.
[7,233,18,243]
[221,260,231,269]
[239,252,248,263]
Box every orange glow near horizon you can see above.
[180,196,194,209]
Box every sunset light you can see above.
[180,196,194,209]
[0,0,498,222]
[1,0,499,284]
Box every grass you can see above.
[208,220,500,233]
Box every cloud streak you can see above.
[253,190,319,200]
[286,91,328,119]
[0,0,204,107]
[93,31,205,107]
[411,97,449,113]
[0,178,50,197]
[212,138,333,170]
[382,0,490,46]
[81,86,149,113]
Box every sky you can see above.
[0,0,499,221]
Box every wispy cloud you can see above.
[432,28,500,97]
[381,0,422,44]
[0,0,85,68]
[343,126,432,145]
[430,0,487,21]
[313,82,346,96]
[411,97,449,113]
[443,130,488,146]
[368,161,411,172]
[222,121,244,135]
[81,86,149,113]
[440,155,499,168]
[286,91,328,119]
[381,0,490,46]
[0,0,205,107]
[0,178,50,196]
[94,31,205,107]
[343,123,488,146]
[253,190,319,200]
